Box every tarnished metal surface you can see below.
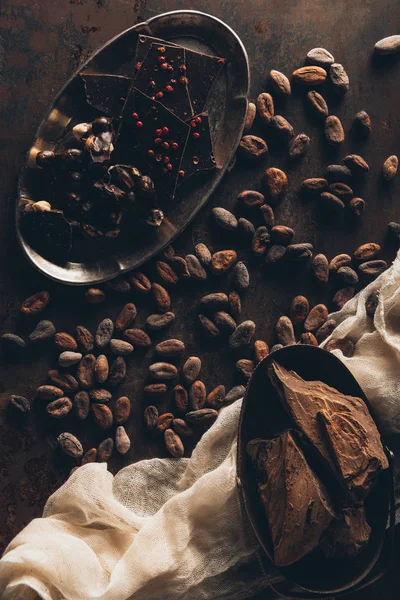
[1,1,400,598]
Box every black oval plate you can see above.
[237,345,392,596]
[16,10,249,285]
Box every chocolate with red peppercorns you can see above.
[80,74,130,118]
[178,113,216,185]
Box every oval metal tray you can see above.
[16,10,249,285]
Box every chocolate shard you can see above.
[80,73,131,118]
[135,35,179,68]
[247,431,337,567]
[321,505,371,558]
[268,362,388,500]
[184,49,225,116]
[20,208,72,259]
[178,112,216,184]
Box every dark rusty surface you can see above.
[0,1,399,597]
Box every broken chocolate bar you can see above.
[178,112,215,184]
[20,208,72,260]
[268,362,388,500]
[80,73,130,118]
[247,431,337,567]
[321,505,371,558]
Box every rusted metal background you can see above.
[0,1,399,598]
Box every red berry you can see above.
[166,163,173,171]
[155,128,162,136]
[179,64,186,72]
[167,65,174,71]
[163,156,170,164]
[195,116,202,124]
[190,119,197,128]
[162,142,170,150]
[161,63,168,70]
[157,46,166,53]
[193,156,199,165]
[132,112,139,120]
[178,170,185,177]
[180,76,188,84]
[156,91,164,99]
[162,126,169,135]
[170,79,177,84]
[154,137,162,144]
[192,132,200,139]
[136,121,144,128]
[218,58,226,65]
[135,61,142,70]
[165,85,174,93]
[148,149,155,157]
[157,55,166,62]
[156,154,162,162]
[149,80,156,87]
[171,142,179,150]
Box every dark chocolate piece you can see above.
[20,208,72,259]
[178,112,216,184]
[321,505,371,557]
[135,35,179,68]
[184,50,225,115]
[80,73,130,118]
[247,431,336,567]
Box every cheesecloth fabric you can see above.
[1,252,400,600]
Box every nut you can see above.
[76,354,96,389]
[164,429,184,457]
[206,385,226,409]
[276,316,296,346]
[152,283,171,312]
[289,296,310,325]
[185,254,207,280]
[156,261,178,286]
[110,339,134,356]
[57,432,83,458]
[195,243,212,266]
[256,92,274,125]
[95,318,114,348]
[75,325,94,353]
[95,354,109,384]
[115,303,137,331]
[21,291,50,315]
[304,304,328,332]
[229,320,256,349]
[74,391,90,420]
[182,356,202,385]
[123,328,152,348]
[146,312,175,331]
[174,384,189,413]
[238,135,268,160]
[306,91,328,118]
[211,250,237,275]
[155,339,185,358]
[312,254,329,284]
[130,271,151,293]
[149,362,178,380]
[329,63,349,94]
[237,190,265,209]
[189,380,207,410]
[263,168,288,204]
[55,332,78,352]
[333,286,355,309]
[144,405,158,430]
[85,288,105,304]
[244,101,256,132]
[92,403,113,429]
[254,340,269,363]
[292,65,327,85]
[269,70,291,95]
[324,115,345,145]
[212,207,238,231]
[114,396,131,425]
[46,397,73,418]
[108,356,126,387]
[115,426,131,455]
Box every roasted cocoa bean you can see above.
[0,333,25,359]
[152,283,171,312]
[92,403,113,429]
[276,316,296,346]
[270,226,294,245]
[55,332,78,352]
[156,261,178,286]
[244,101,256,132]
[228,291,242,318]
[198,314,220,337]
[238,217,256,238]
[74,391,90,420]
[189,380,206,410]
[353,110,371,138]
[229,320,256,349]
[292,65,327,85]
[213,311,237,332]
[106,278,130,294]
[9,395,30,414]
[90,389,112,403]
[171,256,191,280]
[172,418,193,438]
[326,164,352,182]
[225,385,246,403]
[304,304,328,332]
[329,63,349,94]
[254,340,269,363]
[237,190,265,209]
[76,354,96,389]
[29,320,55,342]
[114,396,131,425]
[383,155,398,181]
[48,370,78,392]
[301,332,318,346]
[289,296,310,325]
[337,266,359,285]
[266,244,287,264]
[21,291,50,315]
[75,325,94,353]
[174,384,189,413]
[164,428,184,457]
[374,35,400,55]
[155,339,185,358]
[325,338,355,357]
[185,408,218,426]
[149,362,178,380]
[269,116,295,141]
[329,254,352,273]
[123,328,151,348]
[312,253,329,284]
[320,192,345,213]
[206,385,226,409]
[269,70,291,95]
[256,92,275,125]
[199,293,229,310]
[333,286,355,309]
[354,243,381,262]
[110,339,134,356]
[82,448,97,465]
[343,154,369,174]
[115,303,137,331]
[130,271,151,293]
[144,383,168,397]
[46,397,73,418]
[324,116,345,145]
[185,254,207,280]
[232,261,250,290]
[97,438,114,462]
[316,319,337,343]
[260,204,275,229]
[146,312,175,331]
[289,133,311,159]
[156,413,174,434]
[144,405,158,430]
[286,243,313,261]
[306,47,335,67]
[195,243,212,266]
[212,207,238,231]
[366,291,379,317]
[94,354,109,384]
[182,356,202,385]
[59,351,82,368]
[115,426,131,455]
[159,245,175,262]
[301,178,328,193]
[85,288,105,304]
[57,432,83,458]
[349,197,366,217]
[36,385,63,401]
[252,226,270,256]
[108,356,126,387]
[358,260,387,279]
[236,359,255,379]
[270,344,284,353]
[238,135,268,160]
[306,90,329,118]
[263,168,288,203]
[95,318,114,348]
[328,183,353,203]
[211,250,237,274]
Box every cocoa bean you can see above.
[312,253,329,284]
[329,254,352,273]
[270,225,294,245]
[354,243,381,262]
[304,304,328,332]
[237,190,265,209]
[164,428,184,457]
[95,354,109,384]
[114,396,131,424]
[195,243,212,266]
[0,334,25,358]
[156,413,174,434]
[155,339,185,358]
[116,303,137,331]
[238,135,268,160]
[48,370,79,393]
[172,419,193,438]
[159,245,175,262]
[353,111,371,138]
[229,320,256,349]
[289,133,310,159]
[286,243,313,261]
[263,168,288,203]
[144,405,158,430]
[213,311,237,332]
[108,356,126,387]
[358,260,387,279]
[185,409,218,426]
[174,384,189,413]
[349,197,366,217]
[206,385,226,409]
[388,222,400,245]
[306,47,335,67]
[269,115,295,141]
[228,291,242,318]
[254,340,269,363]
[198,314,220,337]
[149,362,178,380]
[57,432,83,458]
[260,204,275,229]
[171,256,191,280]
[92,403,113,429]
[276,316,296,346]
[329,63,349,94]
[185,254,207,280]
[269,70,291,95]
[212,207,238,231]
[333,286,355,309]
[366,291,379,317]
[97,438,114,462]
[85,288,105,304]
[382,155,398,181]
[75,325,94,353]
[301,332,318,346]
[270,344,284,353]
[225,385,246,403]
[189,380,206,410]
[325,338,355,358]
[292,65,327,85]
[29,320,55,342]
[328,182,353,203]
[182,356,202,385]
[130,271,151,293]
[256,92,274,125]
[236,359,255,379]
[252,226,270,256]
[146,312,175,331]
[144,383,168,397]
[326,164,352,182]
[152,283,171,312]
[55,332,78,352]
[110,339,134,356]
[46,397,72,418]
[9,395,30,414]
[232,261,250,290]
[316,319,337,343]
[74,391,90,420]
[106,279,130,294]
[306,91,328,118]
[343,154,369,174]
[199,293,229,310]
[82,448,97,464]
[21,291,50,315]
[374,35,400,55]
[115,426,131,454]
[90,389,112,403]
[156,261,178,286]
[238,217,256,238]
[301,178,328,193]
[289,296,310,325]
[266,244,287,264]
[244,101,256,132]
[59,351,82,368]
[211,250,237,274]
[337,266,359,285]
[123,328,151,348]
[320,192,345,213]
[36,385,63,401]
[324,116,345,145]
[76,353,96,389]
[95,318,114,348]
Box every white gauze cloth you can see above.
[1,252,400,600]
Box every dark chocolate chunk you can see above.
[80,73,130,118]
[178,112,216,184]
[184,49,225,116]
[20,208,72,259]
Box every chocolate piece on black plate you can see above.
[20,208,72,260]
[123,88,190,199]
[178,112,216,185]
[80,74,130,118]
[135,35,179,68]
[184,50,226,116]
